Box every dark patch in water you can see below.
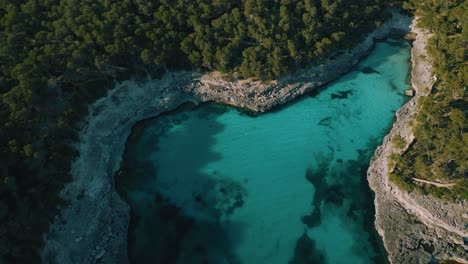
[357,149,365,156]
[318,116,332,127]
[346,201,361,222]
[289,232,326,264]
[175,220,245,264]
[294,138,389,264]
[197,104,230,119]
[301,208,321,228]
[192,193,207,206]
[301,157,331,228]
[331,89,353,99]
[158,202,184,220]
[154,193,163,202]
[323,185,345,206]
[193,244,206,254]
[305,164,345,207]
[212,177,248,220]
[336,158,343,163]
[130,197,194,264]
[361,67,381,75]
[389,81,399,92]
[307,89,320,98]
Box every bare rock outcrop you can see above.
[367,18,468,264]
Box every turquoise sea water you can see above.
[117,39,411,264]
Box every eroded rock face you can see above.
[367,18,468,264]
[40,12,430,264]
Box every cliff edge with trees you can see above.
[389,0,467,200]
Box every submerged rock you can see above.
[361,67,381,74]
[289,232,326,264]
[330,90,353,100]
[301,208,321,228]
[318,116,332,127]
[212,177,247,220]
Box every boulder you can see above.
[405,89,415,97]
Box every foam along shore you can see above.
[41,12,414,263]
[367,17,468,264]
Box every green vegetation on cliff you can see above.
[0,0,389,262]
[390,0,467,200]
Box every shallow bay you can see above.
[116,39,411,264]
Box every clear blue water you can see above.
[117,39,411,264]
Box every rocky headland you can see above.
[40,12,466,264]
[367,18,467,264]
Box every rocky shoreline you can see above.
[367,18,467,264]
[38,12,462,264]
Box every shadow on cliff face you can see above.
[291,137,388,264]
[116,104,246,264]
